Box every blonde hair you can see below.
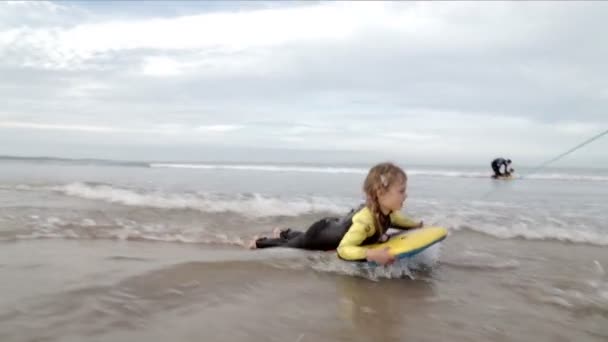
[363,162,407,236]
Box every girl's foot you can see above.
[272,227,281,238]
[247,235,259,249]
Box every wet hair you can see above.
[363,162,407,237]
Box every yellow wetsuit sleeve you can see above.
[337,215,375,261]
[390,211,420,229]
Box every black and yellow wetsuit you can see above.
[255,206,420,261]
[336,206,419,261]
[254,209,356,250]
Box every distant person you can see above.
[491,158,512,178]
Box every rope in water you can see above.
[520,128,608,179]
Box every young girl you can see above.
[248,162,422,265]
[336,162,421,265]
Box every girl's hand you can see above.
[366,247,395,265]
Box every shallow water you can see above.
[1,158,607,341]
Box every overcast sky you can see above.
[1,1,607,166]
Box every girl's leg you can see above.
[251,229,305,249]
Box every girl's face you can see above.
[378,178,407,213]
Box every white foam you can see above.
[407,170,489,178]
[309,244,442,280]
[150,163,368,174]
[443,250,521,270]
[149,163,608,182]
[424,201,608,246]
[51,182,350,217]
[6,181,608,247]
[537,284,608,315]
[524,173,608,182]
[452,222,608,246]
[593,260,605,276]
[17,216,249,245]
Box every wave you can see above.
[3,156,607,182]
[4,213,607,250]
[150,163,608,182]
[2,216,440,281]
[441,257,520,271]
[522,173,608,182]
[5,182,608,247]
[0,155,148,168]
[48,182,351,217]
[512,268,608,318]
[454,223,608,246]
[0,214,250,245]
[149,163,368,174]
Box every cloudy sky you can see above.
[1,1,607,166]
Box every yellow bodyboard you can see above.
[365,226,448,260]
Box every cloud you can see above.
[196,125,243,132]
[1,2,364,70]
[0,120,242,136]
[0,121,120,132]
[142,56,182,76]
[0,1,77,29]
[553,122,602,136]
[385,132,439,142]
[1,1,607,165]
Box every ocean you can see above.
[0,156,606,342]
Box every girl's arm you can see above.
[337,219,374,261]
